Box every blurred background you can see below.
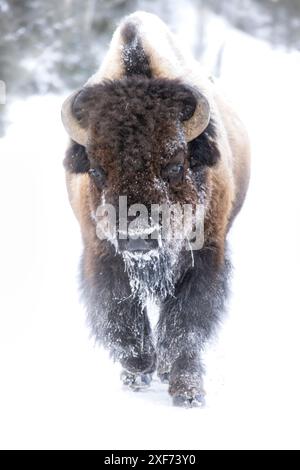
[0,0,300,450]
[1,0,300,134]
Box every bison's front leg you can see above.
[156,248,230,407]
[81,249,156,388]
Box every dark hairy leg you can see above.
[156,246,231,407]
[81,247,156,388]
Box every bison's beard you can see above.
[122,241,183,305]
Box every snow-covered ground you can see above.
[0,24,300,450]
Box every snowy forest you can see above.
[0,0,300,450]
[1,0,300,133]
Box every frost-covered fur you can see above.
[122,248,178,303]
[63,12,250,406]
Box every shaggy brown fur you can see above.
[62,13,250,407]
[65,77,249,265]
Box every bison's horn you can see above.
[183,90,210,142]
[61,90,88,147]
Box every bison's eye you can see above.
[162,163,184,185]
[169,164,184,176]
[89,167,106,188]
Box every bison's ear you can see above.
[63,141,90,173]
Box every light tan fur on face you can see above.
[65,172,95,243]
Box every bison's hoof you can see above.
[172,393,205,408]
[121,370,152,390]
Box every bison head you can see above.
[61,12,214,267]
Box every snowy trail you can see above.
[0,28,300,449]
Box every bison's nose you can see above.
[118,238,159,252]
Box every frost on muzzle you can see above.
[95,196,204,251]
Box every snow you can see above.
[1,26,300,450]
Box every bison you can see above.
[61,12,250,407]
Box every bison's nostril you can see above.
[119,238,158,252]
